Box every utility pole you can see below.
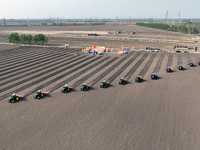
[166,11,168,24]
[27,17,29,26]
[3,17,6,26]
[178,10,181,23]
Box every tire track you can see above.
[0,50,75,74]
[166,53,173,67]
[0,48,78,70]
[153,53,165,73]
[0,55,91,93]
[139,53,156,77]
[0,46,64,56]
[0,46,29,56]
[47,57,110,93]
[72,57,118,88]
[0,56,103,100]
[0,55,80,84]
[195,55,200,63]
[0,48,78,69]
[107,52,144,83]
[177,54,182,65]
[124,53,149,80]
[186,54,191,62]
[1,47,79,64]
[0,46,48,61]
[90,53,141,86]
[0,47,76,64]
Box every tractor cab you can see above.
[11,93,16,98]
[37,90,41,94]
[102,81,106,86]
[135,76,142,82]
[188,62,194,66]
[82,83,87,88]
[63,84,68,88]
[166,67,172,72]
[152,73,156,78]
[120,77,125,82]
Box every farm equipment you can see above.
[34,90,48,99]
[135,76,143,82]
[61,84,73,93]
[150,73,158,79]
[188,62,195,67]
[80,83,91,91]
[119,77,127,85]
[100,81,109,88]
[9,93,23,103]
[177,65,184,70]
[165,67,172,72]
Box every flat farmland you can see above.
[1,24,199,50]
[1,45,200,149]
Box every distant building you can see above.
[174,44,188,49]
[108,30,121,34]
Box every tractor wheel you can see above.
[16,97,19,101]
[64,90,67,93]
[86,87,88,90]
[37,96,40,99]
[67,88,69,92]
[41,93,44,97]
[11,99,15,103]
[105,84,107,86]
[84,89,86,91]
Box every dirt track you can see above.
[1,45,200,149]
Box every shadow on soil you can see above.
[135,79,147,83]
[151,76,163,80]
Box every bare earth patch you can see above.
[0,24,199,51]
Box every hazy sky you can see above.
[1,0,200,19]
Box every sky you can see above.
[1,0,200,19]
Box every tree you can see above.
[44,36,48,43]
[19,34,28,43]
[8,33,20,43]
[27,34,32,44]
[33,34,48,44]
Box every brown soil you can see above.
[1,45,200,149]
[0,24,200,51]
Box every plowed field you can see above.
[1,45,200,150]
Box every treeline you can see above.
[1,22,106,27]
[136,22,200,34]
[8,33,48,44]
[136,22,171,30]
[0,24,28,27]
[43,22,106,26]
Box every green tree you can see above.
[8,32,20,43]
[27,34,32,44]
[19,34,28,43]
[33,34,48,44]
[44,36,48,43]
